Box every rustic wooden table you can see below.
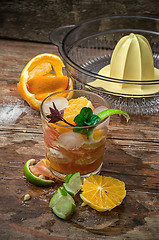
[0,39,159,240]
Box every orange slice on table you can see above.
[80,174,126,212]
[17,53,73,111]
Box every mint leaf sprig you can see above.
[73,107,100,138]
[46,102,130,139]
[73,107,130,138]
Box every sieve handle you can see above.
[49,25,75,47]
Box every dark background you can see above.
[1,0,159,43]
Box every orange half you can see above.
[17,53,73,111]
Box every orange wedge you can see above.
[17,53,73,111]
[63,97,93,125]
[80,174,126,212]
[52,97,94,133]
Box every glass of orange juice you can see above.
[40,89,110,179]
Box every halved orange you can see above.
[80,174,126,212]
[17,53,73,111]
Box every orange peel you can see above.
[17,53,73,111]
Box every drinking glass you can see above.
[40,89,110,179]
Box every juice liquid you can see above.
[42,123,107,175]
[40,90,110,177]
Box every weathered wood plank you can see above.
[0,39,58,84]
[0,0,159,42]
[0,39,159,240]
[1,0,159,43]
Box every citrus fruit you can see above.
[63,172,82,196]
[91,128,105,142]
[53,96,93,133]
[97,109,130,122]
[49,187,76,220]
[17,53,73,111]
[24,159,56,186]
[80,174,126,212]
[85,108,130,140]
[63,97,93,125]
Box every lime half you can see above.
[63,172,82,196]
[49,187,76,220]
[24,159,55,187]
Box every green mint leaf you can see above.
[80,107,93,117]
[87,127,95,139]
[73,126,95,139]
[83,113,90,125]
[84,114,100,126]
[74,107,100,127]
[74,114,84,126]
[73,107,101,138]
[73,107,130,139]
[73,127,88,137]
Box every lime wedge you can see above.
[49,187,67,208]
[86,109,129,139]
[49,187,76,220]
[24,159,55,187]
[63,172,82,196]
[97,109,130,122]
[64,174,72,183]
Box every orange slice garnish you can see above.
[17,53,73,111]
[63,97,93,125]
[52,97,94,133]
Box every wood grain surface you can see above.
[0,39,159,240]
[1,0,159,43]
